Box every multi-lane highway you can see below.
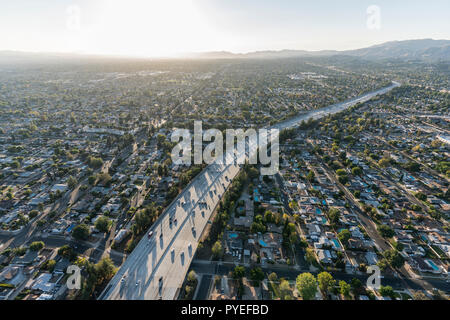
[100,81,401,300]
[100,152,242,300]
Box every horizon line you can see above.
[0,37,449,60]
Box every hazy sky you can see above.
[1,0,449,57]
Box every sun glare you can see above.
[69,0,218,57]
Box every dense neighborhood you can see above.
[0,52,448,301]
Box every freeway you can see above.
[271,81,400,131]
[100,154,241,300]
[100,81,401,300]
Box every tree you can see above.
[328,208,340,225]
[187,270,197,284]
[184,285,194,299]
[29,241,44,251]
[377,259,388,271]
[268,272,278,283]
[338,175,349,184]
[212,241,223,259]
[378,157,390,168]
[296,273,318,300]
[95,216,111,233]
[67,176,77,190]
[339,280,351,299]
[232,266,246,279]
[350,278,363,295]
[250,221,267,234]
[305,248,317,265]
[94,257,116,284]
[58,245,76,260]
[13,247,27,256]
[404,161,420,172]
[299,237,308,248]
[379,285,396,299]
[10,160,20,169]
[97,173,112,186]
[352,167,362,176]
[264,210,275,223]
[306,170,315,182]
[42,259,56,272]
[29,210,39,219]
[88,156,104,169]
[250,267,265,284]
[247,167,259,180]
[415,192,427,201]
[132,207,158,236]
[338,229,351,246]
[431,139,442,148]
[88,175,97,185]
[393,241,404,252]
[72,224,90,241]
[288,201,298,211]
[377,224,395,238]
[317,272,335,297]
[279,279,292,300]
[383,249,405,269]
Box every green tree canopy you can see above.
[72,224,90,241]
[377,224,395,238]
[250,267,265,283]
[232,266,246,279]
[339,280,351,298]
[67,176,77,190]
[95,216,112,233]
[338,229,351,246]
[212,241,223,259]
[29,241,45,251]
[296,273,318,300]
[317,272,335,297]
[379,285,396,299]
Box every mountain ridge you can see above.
[1,39,449,63]
[184,39,450,61]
